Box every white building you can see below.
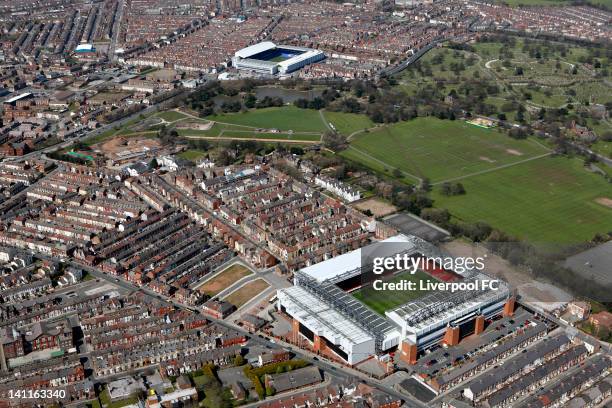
[315,175,361,202]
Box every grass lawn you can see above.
[178,149,207,161]
[322,111,374,136]
[343,117,550,183]
[198,264,254,297]
[224,279,269,308]
[156,110,188,122]
[85,128,117,145]
[206,106,327,133]
[432,156,612,244]
[219,130,320,141]
[352,270,433,315]
[591,141,612,159]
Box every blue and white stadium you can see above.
[232,41,325,75]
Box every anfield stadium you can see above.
[232,41,325,75]
[277,234,513,365]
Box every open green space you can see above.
[323,111,375,136]
[178,149,207,161]
[591,141,612,159]
[220,130,320,141]
[156,110,189,122]
[206,106,327,133]
[352,270,433,315]
[342,117,550,183]
[432,156,612,244]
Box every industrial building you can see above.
[232,41,325,75]
[276,234,514,366]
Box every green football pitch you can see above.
[352,270,433,315]
[342,117,550,183]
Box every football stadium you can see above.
[232,41,325,75]
[276,234,514,365]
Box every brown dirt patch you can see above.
[224,279,270,308]
[479,156,495,163]
[97,136,161,157]
[352,198,398,217]
[176,120,214,131]
[506,149,523,156]
[595,197,612,208]
[198,264,253,296]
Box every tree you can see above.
[244,93,257,109]
[420,208,451,226]
[392,168,403,178]
[234,355,246,366]
[440,182,452,196]
[420,178,431,192]
[451,182,466,195]
[322,131,347,151]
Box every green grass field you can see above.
[323,111,375,136]
[178,149,206,161]
[206,106,327,133]
[352,270,433,315]
[219,130,320,141]
[342,117,550,183]
[156,110,188,122]
[432,156,612,244]
[591,141,612,159]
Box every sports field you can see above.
[206,106,327,133]
[352,270,433,315]
[342,117,550,183]
[322,111,374,136]
[432,156,612,244]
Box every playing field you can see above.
[198,264,254,296]
[432,156,612,244]
[322,111,374,136]
[224,279,270,308]
[156,110,188,122]
[352,270,433,315]
[206,106,327,133]
[342,117,550,183]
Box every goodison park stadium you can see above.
[276,234,515,366]
[232,41,325,75]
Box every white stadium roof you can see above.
[235,41,276,59]
[277,49,323,69]
[300,234,420,283]
[278,285,374,346]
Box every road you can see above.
[108,0,124,62]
